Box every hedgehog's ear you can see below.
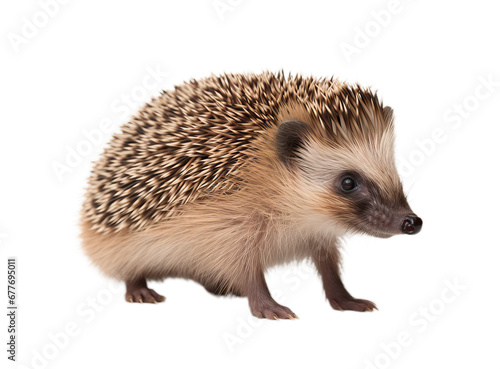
[383,106,394,122]
[276,120,309,167]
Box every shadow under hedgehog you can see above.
[80,72,422,320]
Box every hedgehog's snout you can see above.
[400,215,423,235]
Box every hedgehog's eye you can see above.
[341,177,357,192]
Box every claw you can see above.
[273,314,279,320]
[138,298,143,303]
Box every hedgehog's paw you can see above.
[250,302,298,320]
[329,297,377,312]
[125,288,166,304]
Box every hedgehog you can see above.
[80,71,422,320]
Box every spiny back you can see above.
[82,72,388,233]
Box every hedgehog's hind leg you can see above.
[125,277,166,304]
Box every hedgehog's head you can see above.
[275,91,422,238]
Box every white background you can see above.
[1,0,499,368]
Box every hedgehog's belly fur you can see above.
[81,203,314,290]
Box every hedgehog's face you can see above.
[276,117,422,238]
[327,168,421,238]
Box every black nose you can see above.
[401,215,423,235]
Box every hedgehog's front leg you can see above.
[244,269,298,320]
[313,246,377,312]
